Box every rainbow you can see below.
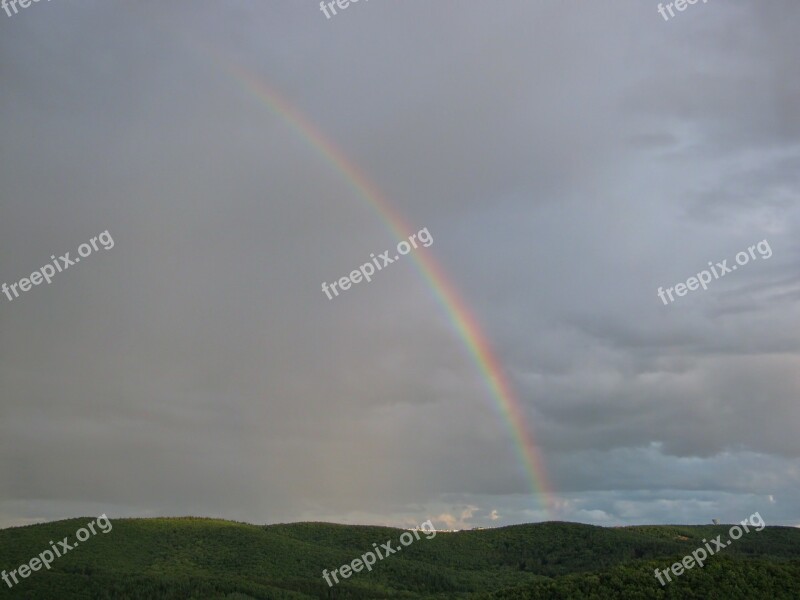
[220,60,554,518]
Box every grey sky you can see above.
[1,0,799,530]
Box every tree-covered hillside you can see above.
[0,518,798,598]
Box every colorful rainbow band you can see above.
[220,59,553,519]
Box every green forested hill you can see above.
[0,517,798,599]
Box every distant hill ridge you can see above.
[1,517,799,598]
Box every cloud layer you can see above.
[1,0,799,530]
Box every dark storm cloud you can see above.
[1,0,799,529]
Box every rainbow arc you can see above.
[220,60,554,519]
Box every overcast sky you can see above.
[1,0,799,531]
